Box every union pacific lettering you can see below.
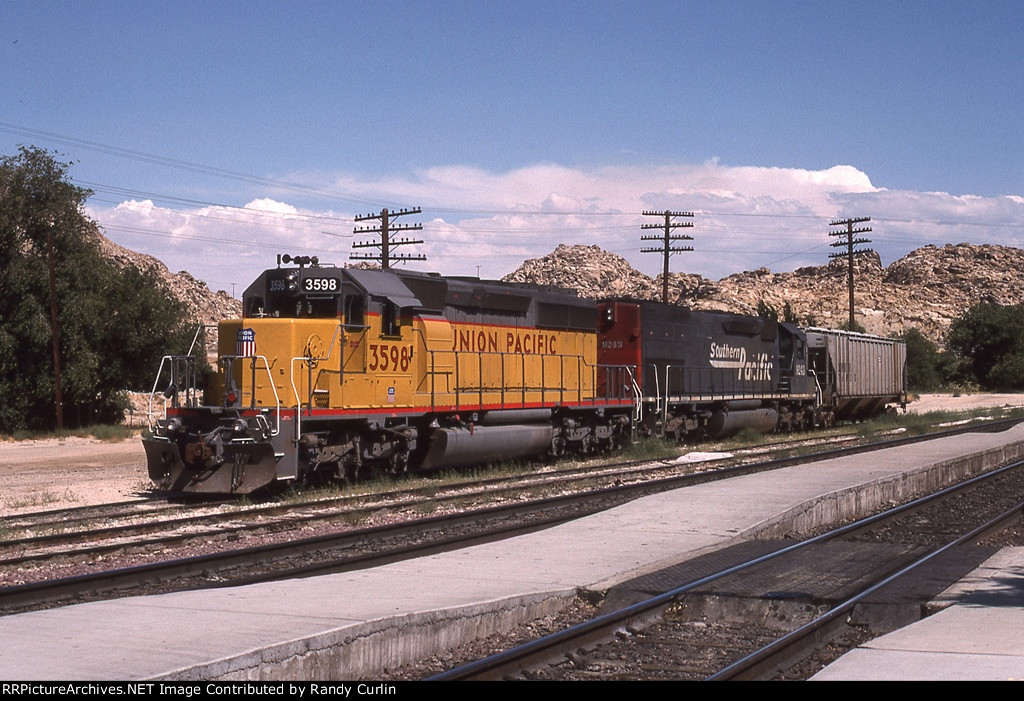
[452,326,558,355]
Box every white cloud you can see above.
[243,198,299,215]
[88,161,1024,294]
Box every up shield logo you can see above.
[236,328,256,357]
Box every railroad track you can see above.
[0,427,865,584]
[3,417,1020,618]
[425,457,1024,680]
[0,415,998,559]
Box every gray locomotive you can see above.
[597,300,907,440]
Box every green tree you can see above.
[898,328,943,391]
[0,146,193,432]
[946,303,1024,390]
[755,299,778,321]
[756,299,800,324]
[839,318,867,334]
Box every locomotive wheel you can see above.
[341,459,359,483]
[582,435,596,455]
[386,451,409,477]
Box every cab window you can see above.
[381,302,400,337]
[343,294,366,327]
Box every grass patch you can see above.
[1,424,136,443]
[856,405,1024,438]
[616,437,682,462]
[411,499,438,514]
[858,412,941,437]
[88,424,136,442]
[719,427,771,449]
[3,488,80,511]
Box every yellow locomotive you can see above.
[144,256,637,493]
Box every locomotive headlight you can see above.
[165,418,183,435]
[232,419,249,434]
[286,270,299,292]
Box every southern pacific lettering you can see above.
[452,327,558,355]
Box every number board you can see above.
[303,278,338,293]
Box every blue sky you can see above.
[3,1,1023,294]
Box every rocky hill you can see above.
[94,233,241,327]
[503,242,1024,345]
[96,230,1024,350]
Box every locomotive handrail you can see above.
[257,355,283,436]
[147,355,174,431]
[289,321,344,412]
[450,349,584,407]
[289,325,343,442]
[629,367,642,421]
[185,324,217,359]
[147,323,213,427]
[212,354,282,437]
[809,369,823,407]
[146,354,203,430]
[648,363,661,417]
[446,346,639,407]
[662,364,776,402]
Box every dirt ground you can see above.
[2,393,1024,517]
[0,436,148,517]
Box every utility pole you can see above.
[351,207,425,269]
[46,230,63,430]
[641,210,694,304]
[828,217,873,331]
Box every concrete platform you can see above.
[3,425,1024,680]
[813,547,1024,681]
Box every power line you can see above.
[641,210,694,304]
[351,207,426,269]
[828,217,873,330]
[7,121,1024,253]
[77,179,356,225]
[0,121,395,209]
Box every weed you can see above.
[722,428,769,447]
[1,424,136,443]
[617,437,680,462]
[89,425,135,442]
[855,406,1023,438]
[412,499,437,514]
[3,488,80,511]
